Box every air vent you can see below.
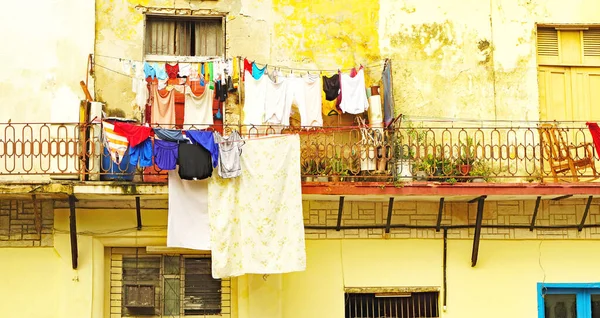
[537,28,559,56]
[583,29,600,57]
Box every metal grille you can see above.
[145,16,223,57]
[345,292,439,318]
[110,248,231,318]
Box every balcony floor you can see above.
[2,180,600,202]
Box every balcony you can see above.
[1,119,600,199]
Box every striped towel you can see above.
[102,121,129,164]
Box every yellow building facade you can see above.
[1,0,600,318]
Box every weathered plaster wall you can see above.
[0,0,95,123]
[95,0,600,122]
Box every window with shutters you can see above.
[110,248,231,317]
[537,26,600,66]
[145,16,224,59]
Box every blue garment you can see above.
[144,62,156,79]
[382,59,395,126]
[186,130,219,168]
[129,139,153,168]
[154,63,168,80]
[252,63,266,80]
[153,128,188,143]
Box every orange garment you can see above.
[151,84,176,127]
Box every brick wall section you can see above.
[303,198,600,240]
[0,200,53,247]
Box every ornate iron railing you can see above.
[1,120,599,183]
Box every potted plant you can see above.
[328,155,345,182]
[301,159,317,182]
[457,135,478,176]
[469,160,495,182]
[394,139,415,180]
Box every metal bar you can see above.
[136,196,142,231]
[336,196,345,231]
[551,194,573,201]
[468,195,486,204]
[443,228,448,309]
[436,197,445,232]
[471,196,485,267]
[579,196,593,231]
[530,196,542,231]
[385,197,395,233]
[69,195,79,270]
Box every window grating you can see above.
[145,16,224,57]
[345,292,439,318]
[110,247,231,317]
[583,29,600,57]
[537,28,559,57]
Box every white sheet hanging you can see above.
[167,170,211,251]
[208,134,306,278]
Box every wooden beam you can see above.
[578,196,593,231]
[69,195,79,270]
[136,197,142,231]
[336,196,345,231]
[530,196,542,231]
[436,198,445,232]
[471,196,486,267]
[385,197,395,234]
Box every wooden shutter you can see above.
[537,28,559,56]
[583,29,600,57]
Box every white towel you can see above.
[208,134,306,278]
[167,170,211,251]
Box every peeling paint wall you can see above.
[0,0,95,123]
[95,0,600,122]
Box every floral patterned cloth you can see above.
[208,134,306,278]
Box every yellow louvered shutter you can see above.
[537,28,560,64]
[583,29,600,64]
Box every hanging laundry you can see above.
[301,74,323,127]
[339,68,369,114]
[232,58,240,88]
[153,139,179,170]
[144,62,156,79]
[368,93,383,127]
[178,143,213,180]
[213,131,244,178]
[153,128,188,143]
[113,122,153,148]
[243,58,252,81]
[167,169,211,251]
[102,121,129,165]
[188,64,199,80]
[382,59,395,126]
[322,73,340,101]
[184,86,214,129]
[264,77,288,125]
[208,134,306,278]
[129,138,153,168]
[121,59,132,76]
[179,63,192,78]
[154,63,168,80]
[165,63,179,79]
[187,130,219,168]
[267,68,278,83]
[151,85,176,126]
[214,80,228,102]
[252,63,267,80]
[132,78,149,108]
[243,70,268,126]
[586,122,600,157]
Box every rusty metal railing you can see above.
[1,120,599,183]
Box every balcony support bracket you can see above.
[336,196,345,231]
[471,195,486,267]
[578,196,593,231]
[68,195,79,270]
[551,194,573,201]
[530,196,542,231]
[385,197,395,234]
[136,196,142,231]
[436,198,445,232]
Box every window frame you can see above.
[537,282,600,318]
[143,13,226,63]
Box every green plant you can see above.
[301,159,317,175]
[469,160,496,181]
[458,134,479,166]
[328,155,345,176]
